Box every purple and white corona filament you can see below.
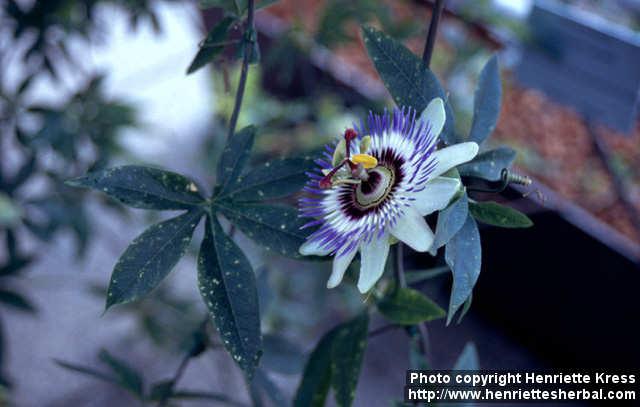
[298,98,479,293]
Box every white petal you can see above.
[389,207,434,252]
[327,249,357,288]
[299,239,332,256]
[412,176,461,216]
[419,97,445,138]
[357,236,390,293]
[431,142,479,178]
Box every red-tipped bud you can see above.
[344,128,358,141]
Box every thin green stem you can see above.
[156,317,209,407]
[395,0,447,369]
[422,0,446,67]
[226,0,255,141]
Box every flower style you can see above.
[298,98,478,293]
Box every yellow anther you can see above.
[350,154,378,169]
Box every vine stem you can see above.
[422,0,445,66]
[226,0,255,141]
[394,0,446,368]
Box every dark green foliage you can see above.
[197,215,262,377]
[432,194,469,253]
[445,215,481,325]
[199,0,278,15]
[295,315,371,407]
[469,56,502,144]
[0,290,36,313]
[457,147,517,181]
[361,26,455,144]
[294,329,336,406]
[469,201,533,228]
[215,202,309,259]
[222,157,316,201]
[217,126,256,195]
[377,285,445,325]
[68,165,205,210]
[106,210,203,309]
[331,313,369,407]
[187,16,237,74]
[56,349,145,399]
[98,349,145,398]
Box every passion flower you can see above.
[299,98,478,293]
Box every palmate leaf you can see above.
[468,55,502,145]
[67,165,205,210]
[197,215,261,377]
[457,147,516,181]
[469,201,533,228]
[377,285,445,325]
[106,210,203,310]
[187,16,236,75]
[361,26,455,144]
[221,157,316,201]
[445,214,481,325]
[217,125,256,196]
[331,313,369,407]
[215,201,310,259]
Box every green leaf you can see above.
[469,201,533,228]
[67,166,205,210]
[453,342,479,370]
[294,327,339,407]
[198,215,261,377]
[217,125,256,196]
[469,55,501,145]
[0,289,36,313]
[200,0,278,15]
[457,147,516,181]
[106,210,203,310]
[445,214,481,325]
[222,157,316,201]
[54,359,119,386]
[377,285,445,325]
[331,313,369,407]
[187,16,235,75]
[215,201,310,259]
[98,349,145,398]
[431,194,469,253]
[405,266,449,284]
[361,26,455,144]
[199,0,241,13]
[262,334,305,375]
[457,293,473,324]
